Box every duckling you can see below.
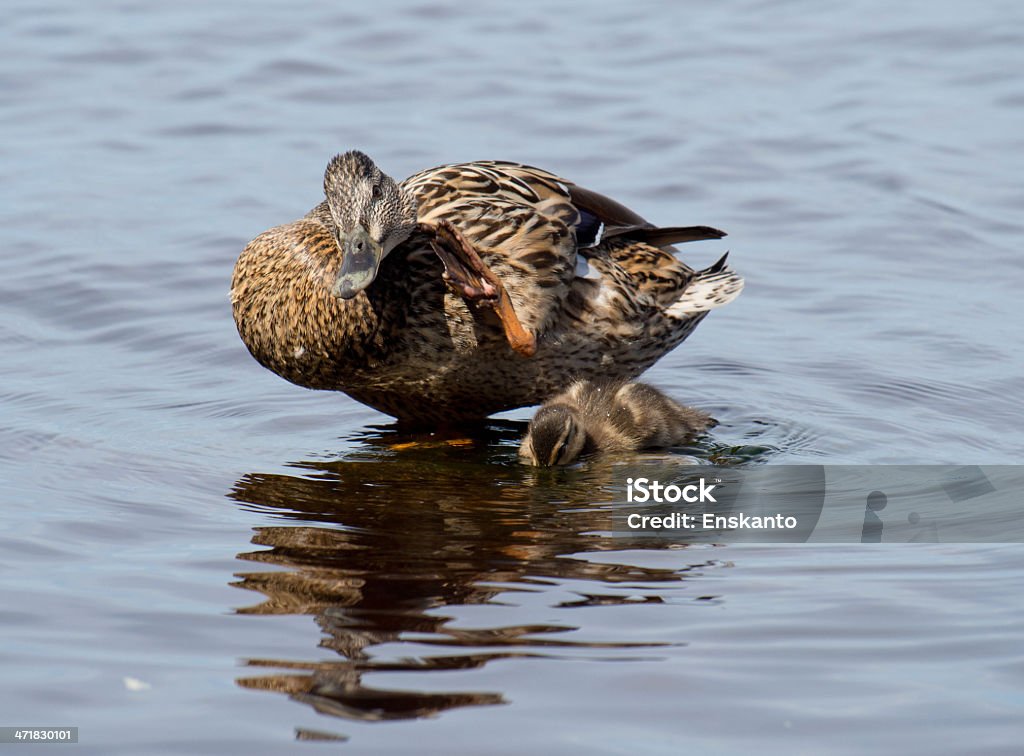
[519,379,715,466]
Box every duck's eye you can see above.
[371,184,382,200]
[552,429,576,465]
[553,439,571,464]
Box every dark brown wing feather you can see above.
[626,225,726,246]
[566,183,649,228]
[568,184,725,247]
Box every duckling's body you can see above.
[231,153,743,425]
[519,379,714,466]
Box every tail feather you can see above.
[666,253,744,317]
[703,251,731,274]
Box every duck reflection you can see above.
[227,422,717,725]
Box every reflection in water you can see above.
[227,423,724,726]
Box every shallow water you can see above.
[2,0,1023,752]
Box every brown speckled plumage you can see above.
[231,154,743,424]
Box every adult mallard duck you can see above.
[231,152,743,425]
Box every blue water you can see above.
[1,1,1022,752]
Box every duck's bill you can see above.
[332,228,384,300]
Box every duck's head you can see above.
[324,151,418,299]
[520,404,588,467]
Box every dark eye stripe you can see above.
[547,424,568,466]
[551,423,577,466]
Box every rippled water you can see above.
[2,0,1023,752]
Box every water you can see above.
[2,0,1023,752]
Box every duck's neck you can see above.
[231,220,407,392]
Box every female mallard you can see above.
[231,152,742,425]
[519,379,715,466]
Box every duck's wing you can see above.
[402,162,580,335]
[563,182,725,248]
[402,161,737,334]
[409,160,726,247]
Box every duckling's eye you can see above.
[553,429,577,465]
[551,438,570,465]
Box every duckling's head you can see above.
[324,151,418,300]
[520,404,588,467]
